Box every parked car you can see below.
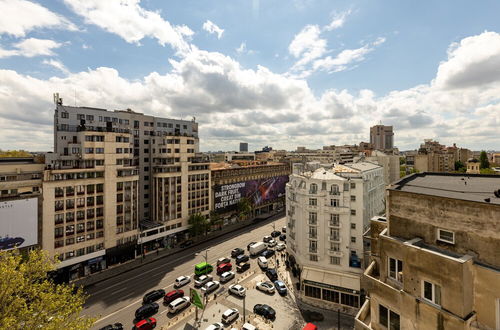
[167,297,190,314]
[204,323,224,330]
[276,243,286,251]
[257,256,268,269]
[201,281,220,295]
[261,249,275,258]
[133,318,156,330]
[279,234,286,241]
[282,226,286,233]
[231,247,244,257]
[194,274,213,288]
[263,235,272,243]
[236,262,250,273]
[267,239,277,247]
[256,281,275,294]
[266,268,278,281]
[174,275,191,288]
[235,254,249,264]
[216,257,231,266]
[135,303,159,320]
[179,240,193,248]
[228,284,246,297]
[247,242,257,251]
[274,280,287,295]
[253,304,276,320]
[242,323,257,330]
[163,289,184,305]
[271,230,281,237]
[221,308,239,325]
[142,289,166,304]
[100,323,123,330]
[216,262,232,275]
[220,271,235,283]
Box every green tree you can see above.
[0,150,32,158]
[399,157,406,165]
[454,160,465,172]
[237,197,253,220]
[480,168,495,175]
[0,249,96,330]
[479,151,490,169]
[208,211,223,231]
[188,213,209,237]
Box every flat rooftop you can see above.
[391,172,500,205]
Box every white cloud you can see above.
[236,42,247,54]
[289,25,327,71]
[202,20,224,39]
[324,10,351,31]
[312,44,372,73]
[0,0,77,37]
[0,38,62,58]
[42,59,70,75]
[63,0,193,54]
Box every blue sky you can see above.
[1,0,500,152]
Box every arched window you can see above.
[310,183,318,194]
[330,184,339,195]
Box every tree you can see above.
[479,151,490,169]
[0,150,32,158]
[237,197,253,221]
[188,213,209,237]
[208,211,223,231]
[0,249,96,329]
[454,160,465,172]
[399,157,406,165]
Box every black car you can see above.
[270,230,281,238]
[179,240,194,248]
[247,242,257,251]
[253,304,276,320]
[235,254,249,264]
[261,249,275,258]
[231,248,244,258]
[279,234,286,241]
[135,302,159,320]
[142,289,166,304]
[99,323,123,330]
[265,268,278,281]
[236,262,250,273]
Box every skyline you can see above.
[1,0,500,152]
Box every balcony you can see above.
[355,299,372,329]
[328,236,341,243]
[328,250,343,257]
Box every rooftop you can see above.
[391,172,500,205]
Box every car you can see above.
[99,323,123,330]
[135,302,159,320]
[194,274,213,287]
[163,289,184,305]
[276,243,286,251]
[142,289,166,304]
[267,239,277,247]
[256,281,275,294]
[279,234,286,241]
[204,323,224,330]
[236,262,250,273]
[228,284,246,297]
[274,280,287,295]
[271,230,281,237]
[261,249,275,258]
[257,256,268,269]
[235,254,249,264]
[266,268,278,281]
[282,226,286,233]
[263,235,272,243]
[221,308,239,325]
[167,297,190,314]
[216,257,231,266]
[201,281,220,295]
[231,247,244,258]
[242,323,257,330]
[253,304,276,320]
[216,262,232,275]
[220,271,235,283]
[247,242,257,251]
[174,275,191,288]
[179,240,193,248]
[133,318,156,330]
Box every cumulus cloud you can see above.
[289,25,327,71]
[202,20,224,39]
[0,38,62,58]
[0,0,77,37]
[324,10,351,31]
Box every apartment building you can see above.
[356,173,500,330]
[370,125,394,151]
[365,151,401,186]
[286,162,385,315]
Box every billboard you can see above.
[214,175,289,213]
[0,198,38,250]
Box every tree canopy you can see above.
[237,197,253,220]
[0,249,96,329]
[188,213,209,237]
[0,150,32,158]
[479,151,490,169]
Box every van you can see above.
[257,256,268,269]
[249,242,267,256]
[195,262,213,276]
[168,297,190,314]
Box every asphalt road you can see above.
[84,215,286,330]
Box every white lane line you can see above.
[109,287,128,296]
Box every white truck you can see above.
[249,242,267,256]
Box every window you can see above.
[351,209,356,216]
[309,240,317,253]
[422,280,441,305]
[330,184,339,195]
[351,223,356,229]
[351,195,356,202]
[305,285,321,299]
[309,226,317,238]
[350,182,356,189]
[309,254,318,262]
[309,183,318,194]
[330,242,340,251]
[379,304,400,330]
[61,111,69,118]
[351,237,356,243]
[437,228,455,244]
[330,199,339,207]
[388,257,403,282]
[330,214,339,226]
[309,198,317,206]
[330,256,340,265]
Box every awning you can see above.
[302,267,325,283]
[302,267,360,294]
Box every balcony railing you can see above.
[329,236,341,242]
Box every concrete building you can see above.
[224,153,256,162]
[466,158,480,174]
[365,151,401,186]
[239,142,248,153]
[286,162,385,314]
[370,125,394,151]
[355,173,500,330]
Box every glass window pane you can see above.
[389,310,400,330]
[379,304,388,327]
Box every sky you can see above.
[1,0,500,152]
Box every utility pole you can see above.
[243,292,246,322]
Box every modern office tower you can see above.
[370,125,394,150]
[356,173,500,330]
[286,162,385,315]
[239,142,248,152]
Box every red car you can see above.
[216,262,232,275]
[133,317,156,330]
[163,289,184,305]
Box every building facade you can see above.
[286,162,385,314]
[239,142,248,152]
[356,173,500,330]
[370,125,394,151]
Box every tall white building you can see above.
[286,162,385,314]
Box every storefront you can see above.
[53,250,106,283]
[106,241,136,266]
[137,225,189,256]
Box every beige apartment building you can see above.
[355,173,500,330]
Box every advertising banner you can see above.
[0,198,38,250]
[214,175,288,212]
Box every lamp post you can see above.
[194,248,209,329]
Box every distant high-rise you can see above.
[370,125,394,150]
[239,142,248,152]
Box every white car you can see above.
[195,274,213,287]
[220,271,235,283]
[242,323,257,330]
[228,284,246,297]
[268,239,277,247]
[174,275,191,288]
[205,323,224,330]
[221,308,239,325]
[263,235,272,243]
[256,281,275,294]
[167,296,190,314]
[201,281,220,295]
[257,256,268,269]
[276,243,286,251]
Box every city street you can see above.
[84,215,286,330]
